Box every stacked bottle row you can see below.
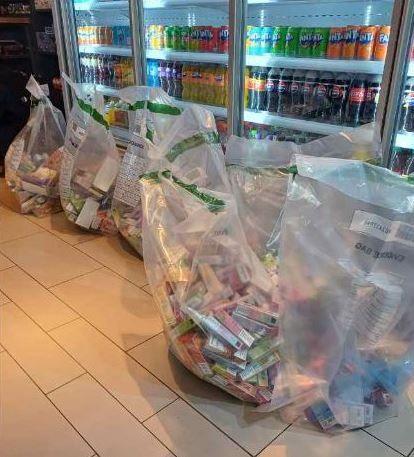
[400,78,414,133]
[79,54,134,88]
[77,26,132,47]
[392,148,414,175]
[246,67,381,127]
[147,60,228,108]
[244,123,323,144]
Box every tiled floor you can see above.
[1,198,414,457]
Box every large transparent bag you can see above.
[5,76,66,216]
[276,155,414,432]
[112,87,181,255]
[140,106,281,404]
[60,76,119,234]
[226,125,381,275]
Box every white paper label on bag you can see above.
[92,156,119,193]
[350,210,414,248]
[75,198,99,229]
[21,181,49,196]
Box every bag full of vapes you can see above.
[140,105,282,404]
[225,125,380,278]
[274,155,414,432]
[5,75,66,216]
[111,87,181,255]
[59,74,119,234]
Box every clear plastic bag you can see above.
[226,125,381,275]
[5,76,66,216]
[112,87,182,255]
[140,106,281,404]
[275,155,414,432]
[59,75,119,234]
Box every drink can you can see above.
[219,25,229,54]
[285,27,300,57]
[260,26,274,55]
[312,27,330,58]
[246,25,253,54]
[356,25,377,60]
[180,25,191,51]
[342,25,360,59]
[298,27,313,57]
[271,26,288,56]
[373,25,390,61]
[326,27,345,59]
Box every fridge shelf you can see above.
[79,45,132,56]
[144,0,228,8]
[74,1,130,11]
[244,110,355,135]
[173,99,227,117]
[146,49,228,64]
[396,132,414,149]
[245,56,385,74]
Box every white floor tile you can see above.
[145,399,249,457]
[258,426,401,457]
[51,268,162,350]
[51,319,177,421]
[130,333,287,455]
[366,384,414,455]
[26,211,99,245]
[0,232,100,288]
[0,252,13,270]
[0,205,44,243]
[0,353,93,457]
[0,303,85,393]
[76,237,147,287]
[0,267,78,330]
[49,374,173,457]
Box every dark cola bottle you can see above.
[361,74,381,124]
[276,68,293,115]
[400,77,414,132]
[265,67,280,112]
[290,69,305,117]
[313,71,334,119]
[346,74,367,127]
[255,67,268,111]
[330,72,351,124]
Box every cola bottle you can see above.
[400,77,414,132]
[247,67,257,110]
[159,60,168,93]
[265,67,280,112]
[313,71,334,119]
[346,74,367,126]
[255,67,268,111]
[290,69,305,117]
[277,68,293,115]
[330,72,351,124]
[301,70,319,118]
[361,74,381,124]
[166,61,174,96]
[172,62,183,99]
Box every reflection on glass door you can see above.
[242,0,394,144]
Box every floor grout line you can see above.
[47,266,105,289]
[126,330,164,352]
[45,372,88,396]
[362,429,407,456]
[254,423,292,456]
[0,264,16,272]
[1,350,98,456]
[0,227,45,246]
[46,316,83,333]
[141,415,179,457]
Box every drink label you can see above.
[266,80,275,91]
[331,84,346,99]
[290,82,300,93]
[302,82,314,94]
[404,91,414,107]
[349,87,366,103]
[365,87,380,103]
[329,31,343,44]
[315,83,328,97]
[378,33,389,44]
[277,81,289,94]
[247,78,255,90]
[286,33,293,43]
[345,29,359,44]
[255,80,266,92]
[359,32,375,44]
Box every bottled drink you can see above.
[244,67,249,108]
[313,71,334,119]
[290,69,305,116]
[265,67,280,113]
[301,70,319,118]
[361,74,381,124]
[400,77,414,132]
[330,72,351,124]
[215,64,226,106]
[277,68,293,114]
[158,60,168,92]
[166,61,174,96]
[247,67,257,110]
[182,63,190,100]
[346,74,367,126]
[285,27,300,57]
[191,64,200,102]
[255,67,268,111]
[298,28,314,57]
[172,62,183,98]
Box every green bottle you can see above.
[298,27,313,57]
[312,27,330,58]
[285,27,301,57]
[271,26,288,56]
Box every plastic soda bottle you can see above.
[246,26,253,54]
[191,64,200,102]
[326,27,345,59]
[164,26,173,50]
[244,67,249,107]
[181,63,190,100]
[260,27,274,55]
[180,26,191,51]
[356,26,377,60]
[215,64,226,106]
[312,28,330,58]
[285,27,300,57]
[271,26,288,56]
[342,26,360,59]
[298,28,313,57]
[374,26,390,61]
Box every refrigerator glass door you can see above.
[143,0,230,142]
[243,0,394,144]
[72,0,135,140]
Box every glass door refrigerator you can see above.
[240,0,396,144]
[142,0,231,142]
[382,1,414,175]
[53,0,143,145]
